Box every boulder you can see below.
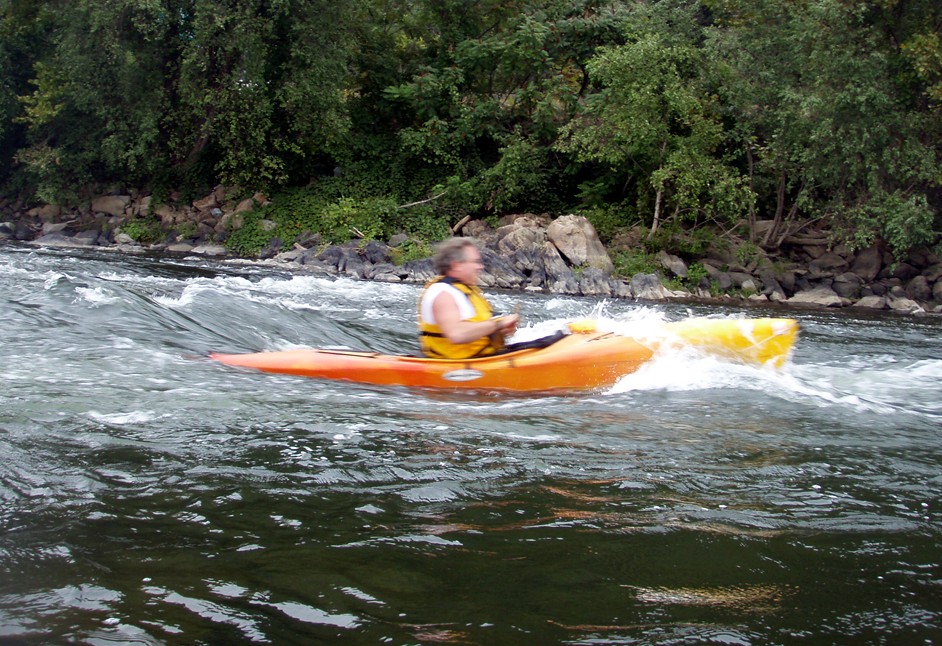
[541,241,579,294]
[630,273,672,300]
[403,258,436,283]
[758,270,787,301]
[906,275,932,302]
[703,262,733,291]
[546,214,614,273]
[890,262,919,281]
[832,272,863,300]
[91,195,131,217]
[729,271,755,289]
[192,194,218,212]
[190,244,227,256]
[480,249,527,289]
[28,204,63,221]
[656,250,688,278]
[850,246,883,283]
[854,295,886,310]
[808,251,848,278]
[579,268,614,297]
[887,294,924,314]
[497,220,545,256]
[934,280,942,303]
[787,285,845,308]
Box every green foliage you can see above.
[609,249,658,280]
[686,262,708,289]
[390,239,434,265]
[706,0,941,251]
[736,241,761,267]
[119,217,163,245]
[0,0,938,261]
[223,183,451,256]
[581,206,637,244]
[558,6,752,230]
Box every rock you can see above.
[480,249,527,289]
[546,214,614,273]
[854,295,887,309]
[370,263,406,282]
[887,294,924,314]
[32,232,96,248]
[115,232,136,245]
[923,263,942,283]
[13,221,34,241]
[890,262,919,281]
[728,271,754,289]
[787,285,845,307]
[0,222,13,239]
[259,219,277,232]
[832,272,863,300]
[656,250,687,278]
[630,273,672,300]
[540,242,579,294]
[388,233,408,247]
[906,275,932,302]
[758,270,787,301]
[934,280,942,303]
[28,204,63,221]
[496,220,545,255]
[167,242,195,253]
[73,230,100,246]
[42,221,72,235]
[703,263,733,291]
[234,198,256,213]
[907,245,939,268]
[192,194,218,212]
[403,258,436,283]
[579,268,614,296]
[134,196,152,217]
[362,240,391,264]
[91,195,131,217]
[191,244,227,256]
[808,251,847,278]
[220,212,244,231]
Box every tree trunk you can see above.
[648,188,664,239]
[746,144,756,243]
[762,170,787,248]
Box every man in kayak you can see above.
[418,238,521,359]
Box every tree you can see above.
[8,0,357,202]
[558,4,751,238]
[372,0,630,215]
[705,0,941,255]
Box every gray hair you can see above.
[432,237,479,274]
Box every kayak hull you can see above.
[210,317,799,393]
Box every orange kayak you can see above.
[210,317,799,393]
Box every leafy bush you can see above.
[118,217,163,245]
[610,249,659,279]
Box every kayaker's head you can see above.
[434,237,484,285]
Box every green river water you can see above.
[1,244,940,644]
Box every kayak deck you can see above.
[210,317,799,393]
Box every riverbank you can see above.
[2,189,940,316]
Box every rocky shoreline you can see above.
[2,189,940,316]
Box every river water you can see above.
[0,244,939,645]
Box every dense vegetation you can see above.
[1,0,940,259]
